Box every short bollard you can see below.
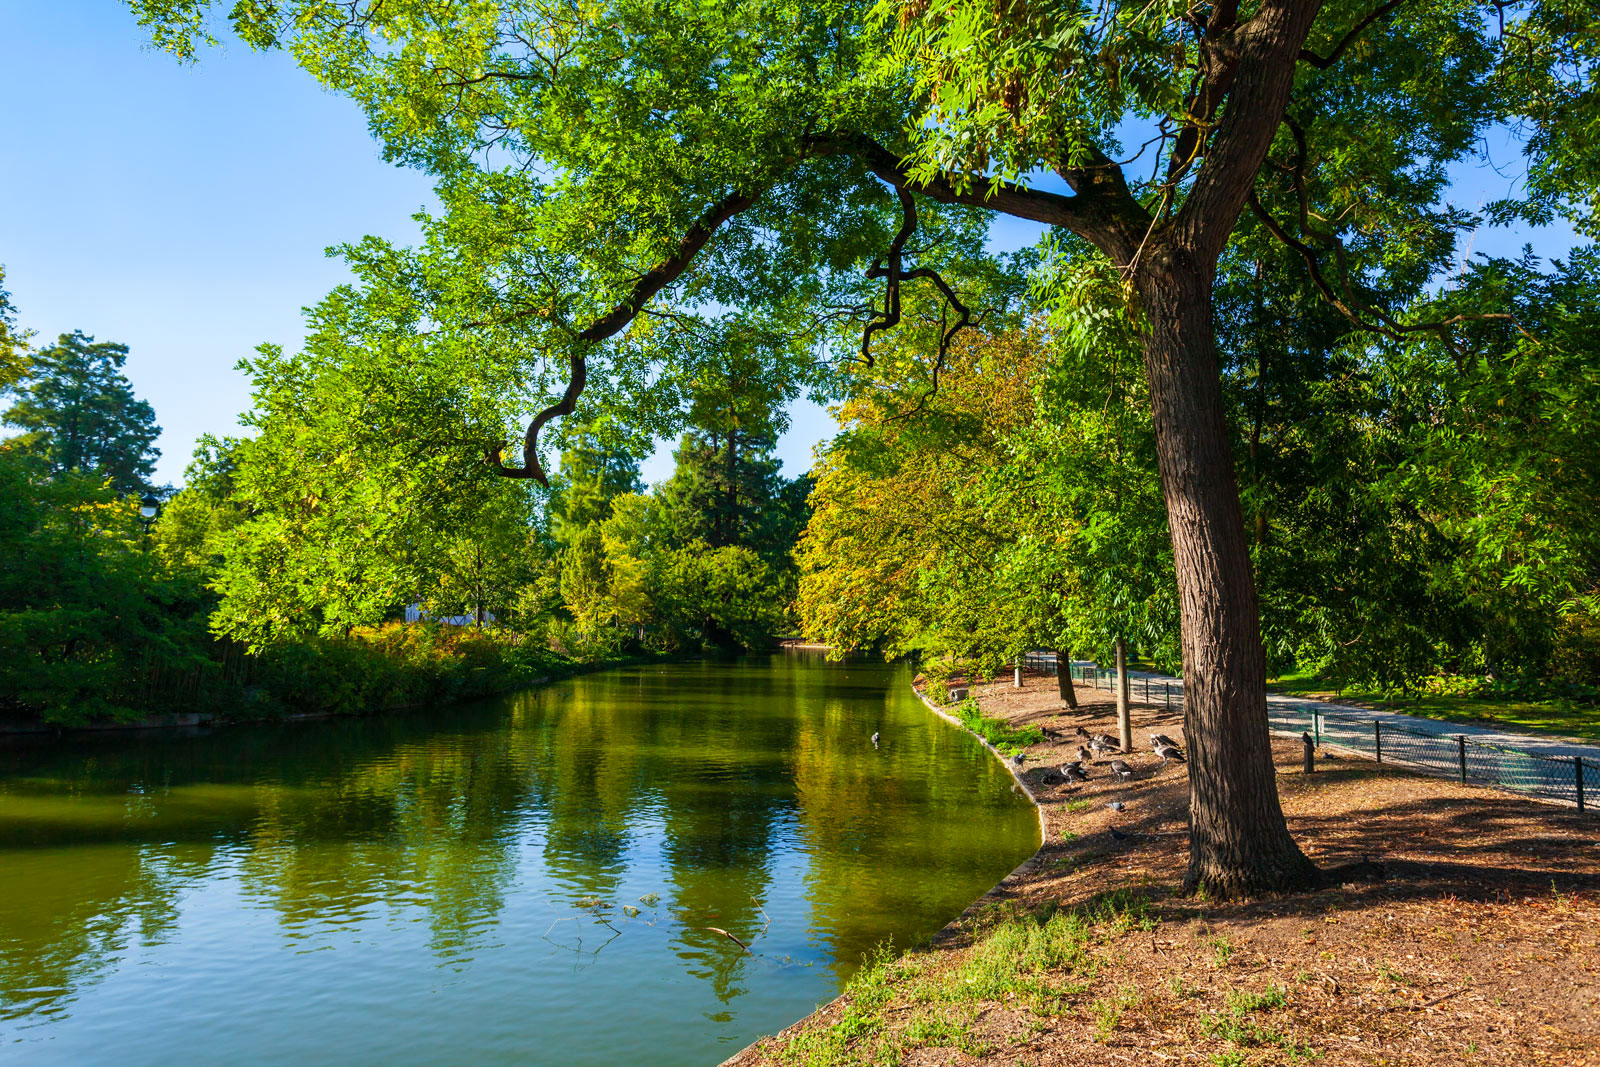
[1457,735,1468,784]
[1374,720,1383,763]
[1302,732,1314,774]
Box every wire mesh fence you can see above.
[1019,650,1595,813]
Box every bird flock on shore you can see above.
[1053,726,1185,784]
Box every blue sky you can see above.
[0,3,1581,488]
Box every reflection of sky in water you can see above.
[0,655,1038,1065]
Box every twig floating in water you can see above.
[705,927,751,954]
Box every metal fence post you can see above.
[1578,757,1586,812]
[1313,709,1320,749]
[1164,683,1170,712]
[1457,736,1468,784]
[1374,720,1382,763]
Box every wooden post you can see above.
[1014,660,1023,688]
[1457,736,1468,784]
[1164,683,1171,712]
[1374,720,1382,764]
[1302,732,1314,774]
[1115,637,1132,752]
[1577,758,1586,812]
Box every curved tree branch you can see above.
[1248,192,1535,356]
[1298,0,1408,69]
[488,185,764,484]
[860,188,919,366]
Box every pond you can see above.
[0,653,1039,1065]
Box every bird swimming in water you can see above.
[1153,740,1185,765]
[871,732,880,748]
[1062,761,1090,782]
[1109,759,1135,780]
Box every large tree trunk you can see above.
[1136,245,1317,897]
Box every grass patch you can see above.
[1202,983,1314,1063]
[778,894,1155,1065]
[953,696,1045,750]
[1090,984,1140,1042]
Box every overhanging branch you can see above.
[488,185,763,484]
[1298,0,1408,69]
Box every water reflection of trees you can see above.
[0,657,1038,1032]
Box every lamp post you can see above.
[138,492,161,538]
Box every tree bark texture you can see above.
[1055,650,1078,709]
[1115,637,1132,752]
[1135,247,1318,896]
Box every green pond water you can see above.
[0,653,1039,1065]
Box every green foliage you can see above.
[200,303,548,646]
[3,331,161,494]
[0,444,204,724]
[0,265,31,396]
[800,318,1176,673]
[548,427,642,546]
[118,1,1600,722]
[246,622,570,718]
[953,696,1045,751]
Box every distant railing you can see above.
[1020,651,1595,813]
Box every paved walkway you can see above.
[1033,653,1599,808]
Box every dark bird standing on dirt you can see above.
[1074,745,1092,763]
[1153,740,1185,765]
[1062,761,1090,782]
[1109,759,1135,780]
[1148,733,1179,750]
[1011,751,1025,767]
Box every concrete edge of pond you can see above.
[718,682,1050,1067]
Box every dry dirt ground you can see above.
[727,671,1600,1067]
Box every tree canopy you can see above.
[125,0,1599,895]
[3,330,162,495]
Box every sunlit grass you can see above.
[777,892,1154,1066]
